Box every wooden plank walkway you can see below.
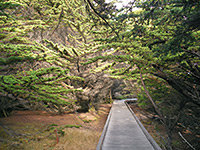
[97,99,162,150]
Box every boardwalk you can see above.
[97,99,162,150]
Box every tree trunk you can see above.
[138,68,173,150]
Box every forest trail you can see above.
[97,99,161,150]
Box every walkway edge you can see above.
[96,104,113,150]
[125,100,162,150]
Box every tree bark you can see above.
[137,66,173,150]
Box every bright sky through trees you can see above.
[106,0,133,9]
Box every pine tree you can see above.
[84,0,200,149]
[0,0,101,115]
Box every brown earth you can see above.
[1,102,198,150]
[129,103,199,150]
[0,104,111,150]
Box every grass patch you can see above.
[64,124,82,128]
[54,128,101,150]
[82,119,92,123]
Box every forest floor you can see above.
[0,104,111,150]
[1,103,198,150]
[129,103,199,150]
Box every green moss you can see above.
[82,119,92,123]
[64,124,82,128]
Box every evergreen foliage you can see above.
[84,0,200,149]
[0,0,97,115]
[0,0,199,149]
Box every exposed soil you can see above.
[129,103,199,150]
[0,104,111,150]
[1,102,198,150]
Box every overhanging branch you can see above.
[84,0,119,37]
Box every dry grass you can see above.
[0,104,111,150]
[0,122,101,150]
[53,128,101,150]
[21,127,101,150]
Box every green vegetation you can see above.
[84,0,200,149]
[0,0,199,149]
[0,0,99,115]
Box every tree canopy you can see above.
[84,0,200,149]
[0,0,199,149]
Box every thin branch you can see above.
[138,67,163,119]
[50,8,64,37]
[178,132,196,150]
[84,0,119,37]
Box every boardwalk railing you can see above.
[96,99,162,150]
[125,100,162,150]
[96,102,113,150]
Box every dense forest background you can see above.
[0,0,199,150]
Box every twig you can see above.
[84,0,119,37]
[178,132,196,150]
[50,8,64,37]
[54,129,59,145]
[3,109,7,117]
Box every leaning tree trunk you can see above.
[138,68,173,150]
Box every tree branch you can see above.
[50,8,64,37]
[84,0,119,37]
[178,132,196,150]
